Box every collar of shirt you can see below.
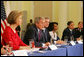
[42,28,46,32]
[69,29,72,32]
[37,28,40,33]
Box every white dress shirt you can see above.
[37,28,46,47]
[49,31,58,41]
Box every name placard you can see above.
[49,44,58,50]
[70,41,76,46]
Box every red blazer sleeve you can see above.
[18,36,27,46]
[15,31,27,46]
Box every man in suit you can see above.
[42,17,51,43]
[62,21,74,41]
[23,17,50,47]
[26,19,33,31]
[73,21,83,41]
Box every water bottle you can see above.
[29,39,35,48]
[64,36,68,43]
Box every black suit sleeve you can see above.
[62,29,67,40]
[23,26,35,45]
[47,30,51,42]
[72,28,83,41]
[62,28,71,41]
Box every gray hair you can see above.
[45,17,50,20]
[34,17,45,23]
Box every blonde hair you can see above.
[7,10,23,25]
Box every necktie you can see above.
[38,30,41,42]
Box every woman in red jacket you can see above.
[2,10,30,50]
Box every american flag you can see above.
[1,1,9,41]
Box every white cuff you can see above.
[54,41,57,44]
[42,43,45,47]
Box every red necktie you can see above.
[38,30,41,42]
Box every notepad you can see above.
[70,41,76,46]
[49,44,58,50]
[77,40,83,44]
[12,50,28,56]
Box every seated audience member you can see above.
[23,17,50,47]
[62,21,74,41]
[26,19,33,31]
[42,17,51,43]
[2,10,30,50]
[73,21,83,41]
[49,22,64,44]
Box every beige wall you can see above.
[4,1,83,39]
[68,1,82,27]
[34,1,52,21]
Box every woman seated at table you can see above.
[49,22,65,44]
[2,10,31,50]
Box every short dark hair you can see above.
[67,21,73,26]
[48,22,58,31]
[30,19,32,23]
[53,22,58,25]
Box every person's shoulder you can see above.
[28,24,37,31]
[64,27,69,31]
[2,26,12,36]
[4,26,11,32]
[28,24,35,29]
[45,28,49,32]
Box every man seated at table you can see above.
[72,21,83,41]
[23,17,50,47]
[42,17,51,43]
[62,21,74,41]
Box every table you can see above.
[66,44,83,56]
[3,44,82,56]
[28,48,66,56]
[28,44,83,56]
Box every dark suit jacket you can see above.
[72,28,83,41]
[23,24,47,47]
[42,28,51,42]
[62,27,73,41]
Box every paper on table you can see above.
[49,44,58,50]
[77,40,83,44]
[12,50,28,56]
[37,51,47,53]
[70,41,76,46]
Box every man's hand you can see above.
[45,42,50,46]
[56,40,65,44]
[1,46,7,55]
